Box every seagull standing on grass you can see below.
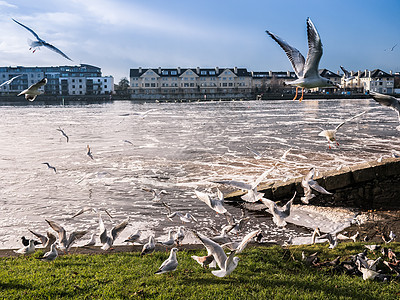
[155,248,179,275]
[18,77,47,101]
[14,239,36,255]
[12,18,72,61]
[37,242,58,262]
[266,18,338,102]
[318,111,367,149]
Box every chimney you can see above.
[364,69,368,77]
[287,70,290,77]
[251,71,254,77]
[215,66,219,73]
[234,66,237,74]
[196,67,200,74]
[269,70,272,76]
[358,70,361,77]
[158,67,162,74]
[177,67,181,74]
[390,70,393,75]
[350,71,354,76]
[337,70,340,75]
[368,71,371,77]
[139,67,142,73]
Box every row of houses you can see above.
[0,64,114,96]
[129,67,397,99]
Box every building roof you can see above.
[359,69,393,78]
[130,67,251,78]
[319,69,341,78]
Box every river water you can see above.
[0,99,399,249]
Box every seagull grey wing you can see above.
[12,18,41,40]
[42,41,72,61]
[303,18,323,79]
[370,92,400,117]
[236,230,260,253]
[214,180,252,191]
[67,230,87,249]
[304,168,315,182]
[281,192,296,215]
[340,66,349,77]
[46,232,57,247]
[266,30,305,78]
[45,219,66,243]
[193,232,227,270]
[111,219,129,241]
[29,78,47,90]
[29,229,47,245]
[308,180,332,195]
[98,215,108,244]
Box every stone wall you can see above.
[225,157,400,210]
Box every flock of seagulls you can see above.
[7,16,400,282]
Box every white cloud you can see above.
[0,1,17,8]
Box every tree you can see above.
[116,77,130,90]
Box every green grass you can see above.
[1,243,399,299]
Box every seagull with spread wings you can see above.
[0,75,22,88]
[260,192,296,227]
[301,168,332,204]
[266,18,338,102]
[18,77,47,101]
[45,219,87,252]
[98,214,129,250]
[318,111,367,149]
[12,18,72,61]
[369,91,400,126]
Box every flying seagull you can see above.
[99,214,129,250]
[12,18,72,61]
[28,229,57,248]
[45,219,87,252]
[369,91,400,124]
[318,111,367,149]
[194,189,227,214]
[340,66,355,83]
[193,231,240,277]
[56,127,69,142]
[266,18,338,102]
[301,168,332,204]
[18,77,47,101]
[260,192,296,227]
[0,75,22,88]
[42,162,57,173]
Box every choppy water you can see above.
[0,99,399,249]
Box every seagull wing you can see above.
[161,201,172,214]
[308,180,332,195]
[340,66,350,77]
[214,180,252,191]
[42,41,72,61]
[370,91,400,120]
[266,30,305,78]
[28,78,47,91]
[335,111,367,131]
[193,231,227,270]
[111,219,129,241]
[66,230,87,249]
[45,219,66,244]
[236,230,261,253]
[281,192,296,216]
[29,229,47,245]
[303,18,323,79]
[98,215,108,244]
[12,18,41,41]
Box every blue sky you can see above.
[0,0,399,82]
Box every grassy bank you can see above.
[1,243,399,299]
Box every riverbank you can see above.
[1,242,400,299]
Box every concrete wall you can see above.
[225,157,400,210]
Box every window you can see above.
[72,85,75,88]
[171,71,177,75]
[200,71,207,75]
[209,71,215,75]
[79,79,82,82]
[79,85,82,88]
[72,79,75,83]
[104,85,107,88]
